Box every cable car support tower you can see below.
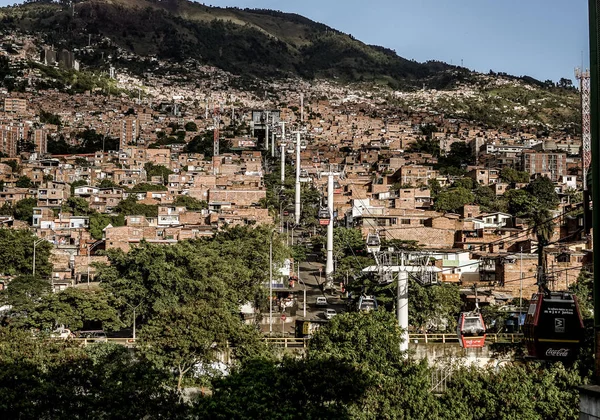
[319,165,343,289]
[362,249,439,352]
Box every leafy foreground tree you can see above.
[139,300,267,390]
[0,329,187,419]
[441,363,584,420]
[196,310,441,420]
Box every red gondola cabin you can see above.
[457,312,486,348]
[523,292,584,361]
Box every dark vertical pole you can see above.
[589,0,600,379]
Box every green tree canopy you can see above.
[114,196,158,218]
[14,197,37,223]
[173,195,208,210]
[144,162,173,183]
[434,187,474,213]
[526,176,559,209]
[504,188,539,218]
[0,230,51,277]
[15,176,33,188]
[28,288,124,332]
[184,121,198,132]
[499,167,531,184]
[408,279,461,332]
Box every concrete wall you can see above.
[580,386,600,420]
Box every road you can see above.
[297,252,347,322]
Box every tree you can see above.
[97,179,120,189]
[333,227,365,261]
[474,185,496,209]
[144,162,173,183]
[74,157,90,167]
[184,121,198,132]
[529,206,556,283]
[39,109,61,126]
[307,311,441,418]
[407,137,440,157]
[440,363,583,420]
[0,275,52,325]
[434,187,474,213]
[526,176,559,209]
[26,288,123,332]
[173,195,208,210]
[97,226,288,324]
[15,176,33,188]
[453,177,474,190]
[129,182,168,192]
[140,300,254,390]
[428,178,442,197]
[439,141,474,170]
[0,329,188,419]
[89,213,124,240]
[14,198,37,223]
[0,229,52,276]
[114,196,158,218]
[504,189,538,218]
[500,167,530,184]
[61,197,93,216]
[408,279,461,332]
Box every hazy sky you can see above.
[0,0,589,83]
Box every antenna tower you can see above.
[575,68,591,234]
[575,68,591,190]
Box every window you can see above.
[401,219,410,225]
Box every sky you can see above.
[0,0,590,83]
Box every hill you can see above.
[0,0,470,89]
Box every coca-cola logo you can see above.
[545,348,570,357]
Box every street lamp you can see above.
[125,301,143,340]
[269,229,277,334]
[32,238,45,277]
[298,261,306,318]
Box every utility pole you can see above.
[519,246,523,330]
[265,111,270,152]
[280,122,286,184]
[269,231,274,334]
[213,104,220,158]
[294,131,301,224]
[300,92,304,124]
[299,261,306,318]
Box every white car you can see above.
[316,296,328,306]
[324,308,337,320]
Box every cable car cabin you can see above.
[318,208,330,226]
[333,180,342,194]
[366,233,381,253]
[358,296,378,312]
[523,292,584,362]
[457,312,486,348]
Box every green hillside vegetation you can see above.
[2,0,466,88]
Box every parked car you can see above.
[316,296,328,306]
[324,308,337,320]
